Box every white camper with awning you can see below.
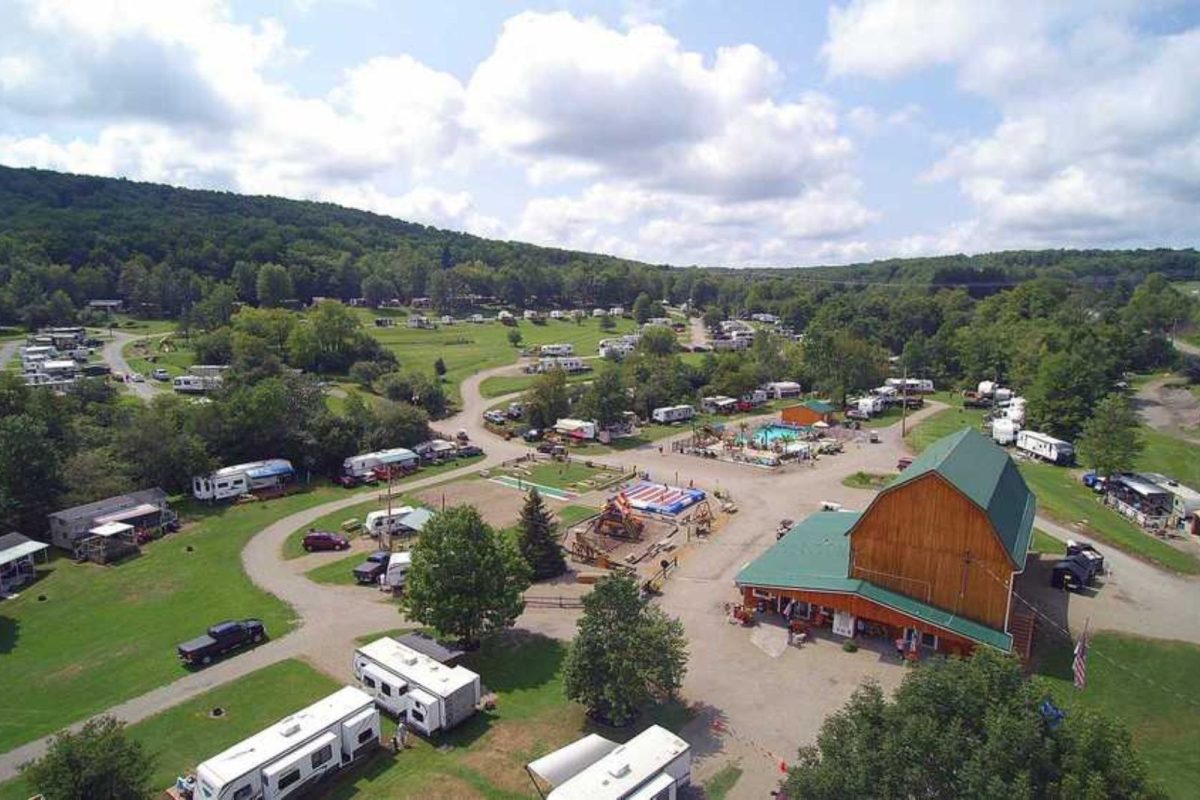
[526,725,691,800]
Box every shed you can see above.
[79,521,139,564]
[0,533,50,594]
[781,399,836,427]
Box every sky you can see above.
[1,1,1198,268]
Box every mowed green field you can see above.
[362,313,637,403]
[122,337,196,379]
[0,660,340,800]
[1035,633,1200,799]
[479,369,595,399]
[906,408,1200,573]
[0,488,347,752]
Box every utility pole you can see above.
[900,363,909,437]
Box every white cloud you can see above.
[825,0,1200,250]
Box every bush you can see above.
[842,640,859,653]
[349,360,387,388]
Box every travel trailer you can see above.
[342,448,419,479]
[651,405,695,424]
[555,418,597,440]
[380,551,412,591]
[352,637,481,735]
[527,725,691,800]
[364,507,415,538]
[172,374,222,394]
[190,687,379,800]
[991,418,1019,446]
[192,459,296,500]
[1016,430,1075,465]
[540,343,574,357]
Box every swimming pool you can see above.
[741,423,808,448]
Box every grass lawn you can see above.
[122,337,196,379]
[1034,633,1200,799]
[1030,527,1062,554]
[841,471,893,490]
[323,631,691,798]
[904,406,986,453]
[1019,462,1200,574]
[102,317,180,335]
[0,487,346,753]
[1137,427,1200,489]
[704,763,744,800]
[500,461,622,492]
[479,370,594,399]
[0,660,340,800]
[362,313,637,404]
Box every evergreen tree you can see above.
[517,488,566,580]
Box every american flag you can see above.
[1073,625,1090,690]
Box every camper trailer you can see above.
[991,418,1019,446]
[1016,430,1075,465]
[380,551,412,591]
[172,374,223,394]
[528,725,691,800]
[342,448,419,479]
[191,687,379,800]
[651,405,695,424]
[364,507,416,538]
[540,343,574,357]
[555,418,597,440]
[192,459,296,500]
[353,637,481,735]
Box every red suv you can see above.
[302,530,351,552]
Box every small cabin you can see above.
[781,399,836,427]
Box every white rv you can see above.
[352,637,481,735]
[991,418,1019,446]
[365,507,415,538]
[764,381,803,399]
[528,725,691,800]
[172,374,222,394]
[1016,430,1075,465]
[380,551,412,590]
[192,459,296,500]
[555,418,597,440]
[651,405,695,424]
[192,686,379,800]
[342,448,419,479]
[540,343,574,357]
[855,396,884,416]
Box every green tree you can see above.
[190,284,236,331]
[61,448,135,507]
[255,263,294,308]
[361,273,396,307]
[599,313,616,331]
[782,648,1162,800]
[230,260,259,302]
[638,325,677,357]
[563,574,688,726]
[507,327,523,347]
[525,368,570,429]
[20,715,154,800]
[633,292,655,324]
[580,365,629,428]
[0,414,65,535]
[403,506,531,647]
[517,488,566,580]
[1078,393,1144,478]
[362,402,431,450]
[803,329,884,405]
[1026,349,1105,441]
[702,306,724,332]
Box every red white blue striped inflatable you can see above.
[620,481,706,516]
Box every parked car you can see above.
[177,619,266,666]
[152,368,170,381]
[353,551,392,584]
[456,444,484,458]
[522,428,544,442]
[302,530,351,552]
[507,402,525,419]
[484,410,507,424]
[1066,540,1105,576]
[130,372,145,382]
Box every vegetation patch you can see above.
[1029,527,1063,555]
[0,488,344,752]
[841,471,892,490]
[703,763,744,800]
[1034,633,1200,799]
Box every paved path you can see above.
[688,316,707,350]
[0,339,18,370]
[99,330,162,400]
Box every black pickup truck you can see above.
[353,551,391,585]
[177,619,266,666]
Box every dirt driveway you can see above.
[1134,376,1200,442]
[414,476,570,529]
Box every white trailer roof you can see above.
[547,726,689,800]
[88,521,133,538]
[357,637,478,699]
[197,687,373,787]
[0,538,49,568]
[528,734,619,787]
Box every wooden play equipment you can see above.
[692,501,714,536]
[588,493,645,541]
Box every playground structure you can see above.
[592,492,646,540]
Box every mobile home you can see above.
[701,396,737,414]
[353,637,481,735]
[192,687,379,800]
[342,448,419,479]
[1016,430,1074,465]
[651,404,695,424]
[527,725,691,800]
[193,459,296,500]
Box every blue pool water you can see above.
[741,423,807,448]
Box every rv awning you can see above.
[528,734,618,787]
[0,539,49,568]
[93,503,160,525]
[88,522,134,538]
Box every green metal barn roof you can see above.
[735,512,1012,651]
[886,428,1035,566]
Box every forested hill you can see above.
[0,164,1197,327]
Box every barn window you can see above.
[921,632,939,649]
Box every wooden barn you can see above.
[736,428,1037,660]
[780,399,837,427]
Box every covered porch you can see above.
[0,533,50,595]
